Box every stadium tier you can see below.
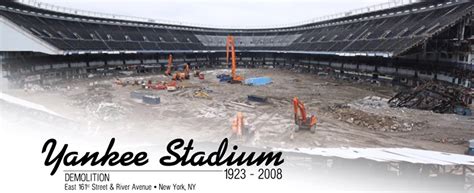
[0,0,472,56]
[0,0,472,87]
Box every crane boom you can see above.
[165,54,173,76]
[293,97,308,123]
[226,35,243,83]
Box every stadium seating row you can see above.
[0,0,472,56]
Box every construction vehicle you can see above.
[293,97,317,133]
[231,112,245,136]
[146,80,153,88]
[164,54,173,76]
[153,82,167,90]
[151,80,178,91]
[172,63,191,81]
[194,70,205,80]
[227,35,243,83]
[166,82,178,92]
[218,35,243,83]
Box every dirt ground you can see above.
[5,68,474,153]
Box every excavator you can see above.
[218,35,243,83]
[231,112,245,136]
[164,54,173,76]
[152,80,177,91]
[293,97,317,133]
[172,63,190,81]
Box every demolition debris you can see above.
[388,82,472,114]
[71,83,127,121]
[6,69,474,154]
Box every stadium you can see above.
[1,0,474,192]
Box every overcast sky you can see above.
[37,0,391,28]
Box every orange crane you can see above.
[293,97,317,133]
[164,54,173,76]
[226,35,243,83]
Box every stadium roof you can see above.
[14,0,424,29]
[0,0,472,56]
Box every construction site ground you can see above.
[5,68,474,154]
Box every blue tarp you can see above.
[244,77,272,86]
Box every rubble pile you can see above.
[327,104,424,132]
[194,88,213,100]
[23,84,47,93]
[388,81,471,114]
[71,84,126,121]
[350,96,389,109]
[432,137,467,146]
[90,102,126,121]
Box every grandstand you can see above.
[0,0,472,86]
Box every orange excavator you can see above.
[164,54,173,76]
[226,35,243,83]
[231,112,245,136]
[172,63,190,81]
[183,63,190,79]
[293,97,317,133]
